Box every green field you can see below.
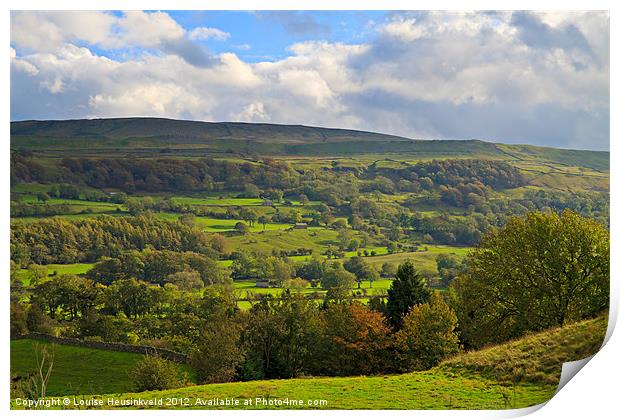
[226,228,343,254]
[233,279,390,301]
[16,263,94,286]
[154,212,292,232]
[34,315,606,410]
[10,339,192,396]
[363,246,469,273]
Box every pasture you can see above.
[16,263,94,286]
[11,339,180,396]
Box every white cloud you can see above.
[233,43,252,51]
[234,102,269,121]
[11,11,117,52]
[380,17,428,42]
[113,11,185,48]
[189,27,230,41]
[10,11,610,150]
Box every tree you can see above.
[190,318,244,384]
[243,183,260,198]
[296,256,324,281]
[381,262,397,278]
[26,304,55,335]
[10,302,28,337]
[209,233,228,255]
[36,192,50,202]
[33,344,55,398]
[363,265,380,288]
[183,252,228,286]
[258,215,270,231]
[320,302,392,375]
[179,213,196,226]
[436,254,463,288]
[231,251,256,279]
[385,261,432,329]
[27,264,48,286]
[105,279,160,318]
[343,256,378,288]
[452,210,609,348]
[243,293,322,379]
[234,221,249,235]
[320,262,356,290]
[166,270,204,291]
[343,256,366,278]
[394,292,460,371]
[239,208,258,227]
[256,256,294,287]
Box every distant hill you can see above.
[11,118,411,144]
[10,118,609,171]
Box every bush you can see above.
[132,354,188,392]
[26,304,55,335]
[10,303,28,338]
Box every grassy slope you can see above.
[438,314,607,386]
[11,118,411,146]
[47,315,606,410]
[11,119,608,172]
[11,340,158,395]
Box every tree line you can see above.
[10,215,222,266]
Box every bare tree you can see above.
[33,343,55,398]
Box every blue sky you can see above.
[167,11,388,61]
[10,10,610,150]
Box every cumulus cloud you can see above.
[11,10,216,67]
[10,11,117,52]
[10,11,610,150]
[189,27,230,41]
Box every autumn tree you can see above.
[320,302,392,375]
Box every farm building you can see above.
[255,280,270,288]
[293,223,308,229]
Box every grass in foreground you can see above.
[10,339,190,396]
[52,371,552,410]
[23,314,606,410]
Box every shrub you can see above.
[132,354,188,392]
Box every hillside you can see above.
[10,118,411,145]
[10,339,193,396]
[10,118,609,171]
[46,314,606,410]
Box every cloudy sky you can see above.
[10,10,609,150]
